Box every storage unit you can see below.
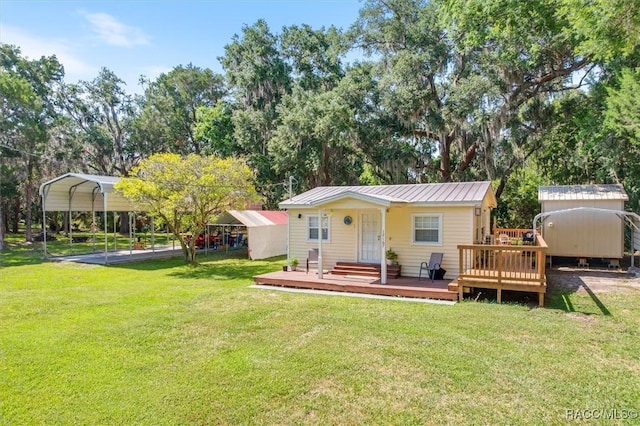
[212,210,288,260]
[538,184,628,259]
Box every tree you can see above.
[221,20,292,206]
[561,0,640,61]
[268,88,361,188]
[137,64,226,155]
[351,0,591,187]
[0,44,63,244]
[115,153,258,263]
[59,68,139,176]
[193,100,237,157]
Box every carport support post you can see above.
[151,216,155,253]
[380,207,387,285]
[41,189,48,259]
[317,209,323,279]
[103,193,108,264]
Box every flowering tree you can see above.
[116,153,258,263]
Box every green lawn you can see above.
[1,236,639,425]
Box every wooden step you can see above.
[331,262,401,279]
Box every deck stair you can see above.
[331,262,401,279]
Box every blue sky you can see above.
[1,0,363,93]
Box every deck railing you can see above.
[458,229,548,286]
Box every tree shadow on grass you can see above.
[108,250,284,281]
[167,258,282,281]
[0,243,47,268]
[545,268,614,316]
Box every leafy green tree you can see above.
[268,88,361,188]
[281,24,346,92]
[493,166,547,229]
[59,68,138,176]
[221,20,293,206]
[0,44,63,244]
[561,0,640,61]
[115,153,258,263]
[351,0,591,187]
[193,100,237,157]
[137,64,226,155]
[603,67,640,211]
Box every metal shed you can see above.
[212,210,288,260]
[537,184,628,259]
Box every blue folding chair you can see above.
[418,253,444,281]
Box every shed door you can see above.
[360,212,381,263]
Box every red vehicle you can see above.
[195,232,218,249]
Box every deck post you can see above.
[317,208,323,279]
[497,247,503,285]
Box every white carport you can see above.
[39,173,146,264]
[212,210,288,260]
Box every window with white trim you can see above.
[307,215,330,241]
[412,214,442,244]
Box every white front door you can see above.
[360,212,381,263]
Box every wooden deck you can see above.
[457,229,548,306]
[253,270,459,301]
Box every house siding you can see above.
[289,205,474,279]
[285,182,495,279]
[288,207,364,269]
[386,206,472,278]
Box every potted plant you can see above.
[289,256,299,271]
[385,248,398,266]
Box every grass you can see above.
[1,234,640,424]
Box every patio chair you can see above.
[306,248,319,273]
[498,234,511,245]
[418,252,444,281]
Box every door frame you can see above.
[358,210,381,263]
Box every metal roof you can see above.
[280,181,496,208]
[538,184,628,202]
[39,173,137,212]
[212,210,288,227]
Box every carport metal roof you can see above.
[212,210,288,227]
[39,173,138,212]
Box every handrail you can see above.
[458,229,547,286]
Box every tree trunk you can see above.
[63,211,69,235]
[24,159,34,241]
[439,135,453,182]
[0,196,4,251]
[11,197,20,233]
[119,211,130,235]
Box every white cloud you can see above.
[0,25,96,82]
[82,12,150,47]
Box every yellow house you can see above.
[279,181,497,284]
